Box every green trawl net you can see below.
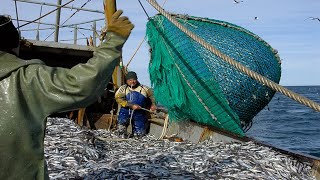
[146,14,281,135]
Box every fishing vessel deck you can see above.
[18,37,320,179]
[5,0,320,179]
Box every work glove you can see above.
[107,10,134,38]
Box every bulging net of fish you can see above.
[147,15,281,135]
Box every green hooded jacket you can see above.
[0,32,125,179]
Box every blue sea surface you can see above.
[246,86,320,158]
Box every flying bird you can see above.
[233,0,243,4]
[305,17,320,22]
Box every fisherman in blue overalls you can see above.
[115,71,157,138]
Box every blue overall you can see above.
[118,90,148,135]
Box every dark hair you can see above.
[125,71,138,80]
[0,15,20,49]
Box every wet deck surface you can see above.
[45,117,316,179]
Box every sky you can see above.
[1,0,320,86]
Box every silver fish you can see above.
[44,117,316,180]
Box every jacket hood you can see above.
[0,50,44,79]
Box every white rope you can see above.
[128,109,134,136]
[158,114,169,140]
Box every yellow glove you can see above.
[107,10,134,38]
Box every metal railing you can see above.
[13,0,104,45]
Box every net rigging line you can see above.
[126,0,168,68]
[146,0,320,113]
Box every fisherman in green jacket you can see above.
[0,10,133,180]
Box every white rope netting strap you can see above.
[146,0,320,112]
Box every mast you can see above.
[54,0,62,42]
[104,0,124,89]
[104,0,117,24]
[104,0,123,120]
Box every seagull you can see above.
[305,17,320,22]
[233,0,243,4]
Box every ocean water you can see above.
[246,86,320,158]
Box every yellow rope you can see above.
[146,0,320,112]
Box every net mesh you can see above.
[147,15,281,135]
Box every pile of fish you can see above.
[45,117,316,179]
